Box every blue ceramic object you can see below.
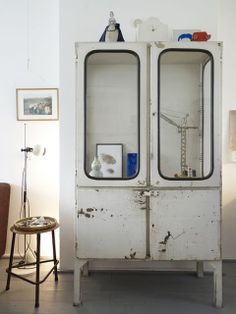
[178,33,192,41]
[127,153,138,177]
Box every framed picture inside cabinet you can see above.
[96,143,123,178]
[16,88,59,121]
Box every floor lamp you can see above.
[18,124,46,269]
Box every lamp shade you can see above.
[32,144,46,157]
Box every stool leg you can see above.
[6,232,16,290]
[35,233,40,308]
[52,230,58,281]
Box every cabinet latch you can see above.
[136,190,159,197]
[144,190,159,197]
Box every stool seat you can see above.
[6,216,59,308]
[12,216,59,234]
[11,222,59,234]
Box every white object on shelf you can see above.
[89,156,103,177]
[133,17,169,41]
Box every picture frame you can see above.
[16,88,59,121]
[96,143,123,178]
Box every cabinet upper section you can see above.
[75,42,222,188]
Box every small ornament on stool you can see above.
[99,11,124,42]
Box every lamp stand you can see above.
[15,124,36,275]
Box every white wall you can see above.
[5,0,236,270]
[218,0,236,258]
[0,0,59,257]
[59,0,219,270]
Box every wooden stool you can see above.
[6,217,59,307]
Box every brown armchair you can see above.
[0,183,10,257]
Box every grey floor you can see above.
[0,259,236,314]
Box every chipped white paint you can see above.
[76,188,146,259]
[150,189,221,260]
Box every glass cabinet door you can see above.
[76,43,148,187]
[151,43,221,187]
[158,49,213,180]
[85,51,140,180]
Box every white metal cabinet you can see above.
[74,41,222,307]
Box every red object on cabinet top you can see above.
[192,31,211,41]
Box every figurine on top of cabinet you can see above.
[99,11,125,42]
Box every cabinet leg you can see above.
[212,260,223,308]
[196,261,204,278]
[73,258,87,306]
[82,262,89,277]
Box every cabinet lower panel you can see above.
[76,189,146,259]
[150,189,221,260]
[76,188,221,261]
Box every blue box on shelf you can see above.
[127,153,138,177]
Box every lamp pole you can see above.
[20,124,32,263]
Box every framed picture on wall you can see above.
[96,143,123,178]
[16,88,59,121]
